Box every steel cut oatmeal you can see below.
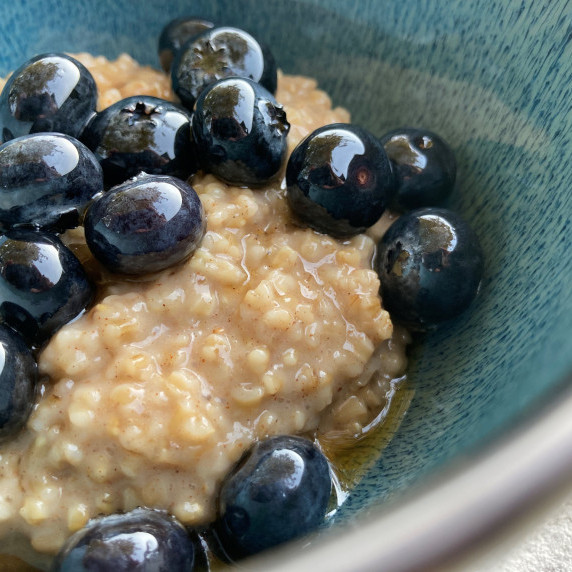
[0,53,408,557]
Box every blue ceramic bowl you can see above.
[0,0,570,570]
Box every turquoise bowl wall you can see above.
[0,0,570,569]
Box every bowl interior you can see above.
[0,0,570,549]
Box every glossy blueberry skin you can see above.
[0,53,97,143]
[158,16,216,73]
[81,96,197,189]
[0,324,37,443]
[215,435,332,559]
[192,77,289,187]
[171,26,277,110]
[376,207,484,330]
[84,173,206,275]
[51,508,196,572]
[0,133,104,232]
[380,127,457,210]
[286,123,396,237]
[0,230,94,347]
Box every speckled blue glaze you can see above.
[0,0,570,556]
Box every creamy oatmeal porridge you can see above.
[0,54,410,564]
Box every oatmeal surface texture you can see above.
[0,54,406,554]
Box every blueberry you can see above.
[158,16,216,73]
[215,435,332,559]
[84,173,206,275]
[192,77,289,187]
[0,53,97,143]
[0,230,94,346]
[286,123,396,238]
[0,133,103,233]
[171,26,277,110]
[0,324,36,443]
[380,127,456,210]
[51,507,197,572]
[81,96,197,189]
[376,207,484,330]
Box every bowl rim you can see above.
[246,370,572,571]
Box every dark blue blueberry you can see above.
[215,435,332,559]
[158,16,216,73]
[84,173,206,275]
[0,230,94,347]
[380,127,456,210]
[0,53,97,143]
[192,77,289,187]
[0,324,37,443]
[171,26,277,111]
[376,207,484,330]
[0,133,103,233]
[191,76,288,186]
[81,96,197,189]
[286,123,396,238]
[51,507,197,572]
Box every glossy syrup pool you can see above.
[198,378,415,571]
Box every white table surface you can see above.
[474,497,572,572]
